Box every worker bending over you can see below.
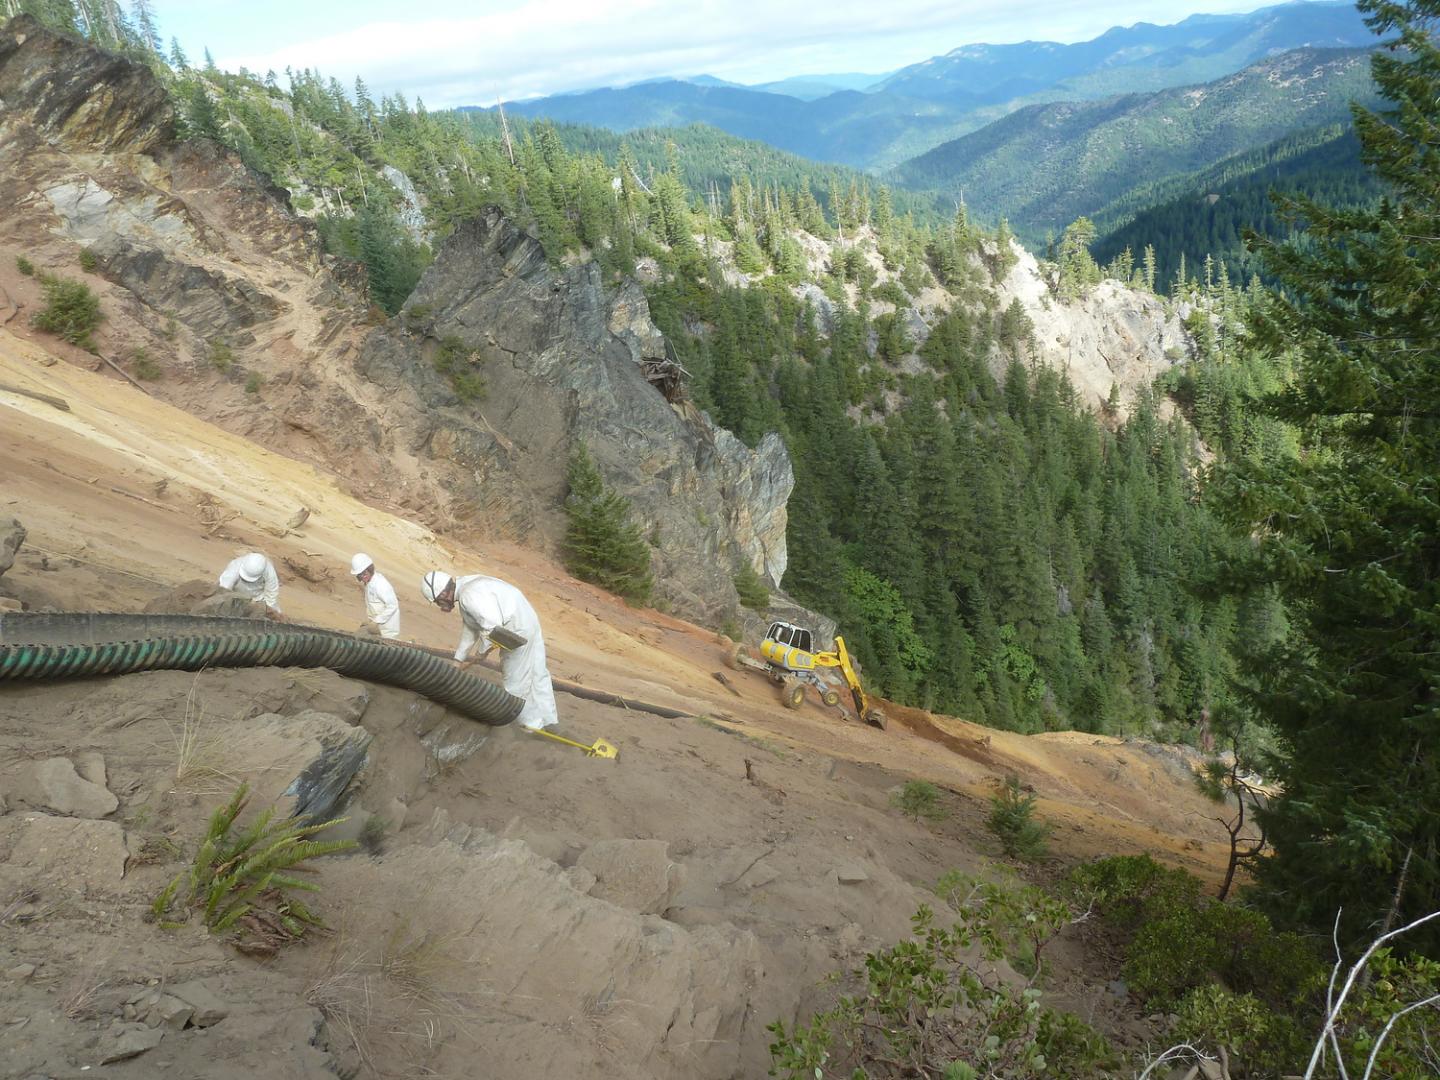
[351,553,400,639]
[422,569,558,731]
[217,552,282,618]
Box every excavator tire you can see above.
[782,679,805,710]
[864,709,887,731]
[723,641,746,670]
[821,688,841,707]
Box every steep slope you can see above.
[0,15,786,625]
[890,46,1379,245]
[0,333,1237,1078]
[1091,123,1382,290]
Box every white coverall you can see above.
[363,571,401,639]
[453,575,558,731]
[217,555,281,612]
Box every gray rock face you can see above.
[0,16,174,154]
[0,516,23,578]
[359,208,796,621]
[381,165,428,244]
[88,232,284,339]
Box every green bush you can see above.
[151,783,354,953]
[432,334,485,403]
[768,903,1110,1079]
[208,339,234,372]
[244,371,263,394]
[892,779,947,822]
[1065,855,1323,1012]
[15,255,34,277]
[563,443,653,605]
[1172,984,1309,1076]
[733,562,770,611]
[130,348,162,381]
[31,272,102,350]
[935,869,1073,979]
[987,776,1051,859]
[1063,853,1201,930]
[78,247,97,272]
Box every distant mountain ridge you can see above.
[487,2,1372,169]
[887,46,1379,247]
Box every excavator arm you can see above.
[812,635,884,729]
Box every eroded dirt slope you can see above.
[1,328,1230,1077]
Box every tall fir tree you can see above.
[1211,0,1440,951]
[563,444,654,605]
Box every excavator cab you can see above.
[765,621,813,654]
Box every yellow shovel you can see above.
[529,728,619,759]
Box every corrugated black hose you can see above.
[0,613,522,726]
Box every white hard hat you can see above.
[238,553,268,582]
[421,570,453,604]
[350,553,374,576]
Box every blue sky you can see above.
[152,0,1295,105]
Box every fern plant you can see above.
[152,783,355,951]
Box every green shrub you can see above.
[563,443,653,605]
[244,371,263,394]
[733,563,770,611]
[432,334,485,402]
[987,775,1051,859]
[892,779,947,822]
[1065,855,1323,1012]
[1172,984,1309,1076]
[130,348,162,381]
[1063,853,1201,929]
[78,247,97,273]
[31,273,102,350]
[15,255,34,277]
[151,783,355,954]
[208,338,234,372]
[935,869,1073,980]
[768,903,1109,1079]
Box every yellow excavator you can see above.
[727,621,886,729]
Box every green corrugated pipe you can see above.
[0,613,522,726]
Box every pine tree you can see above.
[1210,0,1440,951]
[563,444,653,605]
[167,35,187,69]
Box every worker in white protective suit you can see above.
[421,569,558,731]
[217,552,283,618]
[351,553,400,639]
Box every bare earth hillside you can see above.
[1,325,1230,1078]
[0,17,1235,1079]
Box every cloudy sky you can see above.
[153,0,1280,105]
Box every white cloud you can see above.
[217,0,1267,105]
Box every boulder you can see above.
[0,516,23,579]
[577,838,685,915]
[167,979,229,1027]
[13,757,117,818]
[100,1022,164,1063]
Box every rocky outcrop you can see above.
[0,517,23,579]
[0,15,172,153]
[358,208,795,619]
[381,164,427,244]
[993,241,1189,411]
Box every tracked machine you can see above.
[726,621,886,729]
